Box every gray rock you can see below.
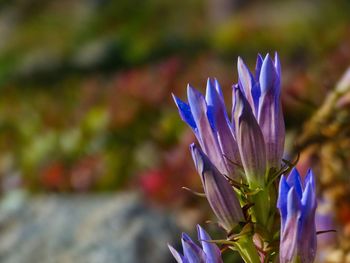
[0,191,178,263]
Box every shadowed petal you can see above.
[237,57,255,108]
[187,84,211,129]
[287,168,303,199]
[258,94,284,168]
[191,144,244,231]
[187,85,227,174]
[237,57,260,115]
[205,78,241,177]
[280,187,301,263]
[233,87,267,186]
[258,54,284,168]
[299,182,317,263]
[182,233,206,263]
[277,175,290,231]
[278,168,317,263]
[286,187,301,225]
[255,53,263,80]
[168,244,185,263]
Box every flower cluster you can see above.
[169,53,318,263]
[173,53,284,184]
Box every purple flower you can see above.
[232,85,267,186]
[168,225,223,263]
[277,168,317,263]
[173,53,285,185]
[238,53,285,169]
[191,144,244,232]
[173,79,241,179]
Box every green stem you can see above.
[233,235,261,263]
[251,187,270,227]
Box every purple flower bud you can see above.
[181,233,207,263]
[168,225,223,263]
[237,57,260,115]
[258,53,285,168]
[236,53,285,170]
[205,79,241,175]
[173,80,241,179]
[255,53,264,80]
[191,144,244,231]
[197,225,222,263]
[233,86,267,186]
[277,168,317,263]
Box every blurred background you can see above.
[0,0,349,262]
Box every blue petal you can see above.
[190,144,244,231]
[205,78,223,107]
[205,78,221,131]
[231,84,239,132]
[255,53,263,80]
[206,78,241,177]
[168,244,185,263]
[237,58,255,101]
[304,169,316,190]
[206,105,216,131]
[277,175,290,230]
[280,187,301,263]
[197,225,223,263]
[233,87,267,185]
[301,181,317,217]
[274,52,281,80]
[287,187,301,219]
[187,85,226,174]
[286,168,303,199]
[259,54,277,94]
[214,78,224,99]
[237,57,261,115]
[274,52,281,95]
[172,94,197,130]
[257,93,285,168]
[251,82,261,115]
[206,78,225,104]
[190,143,205,185]
[299,181,317,263]
[187,84,207,126]
[257,58,285,168]
[182,233,206,263]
